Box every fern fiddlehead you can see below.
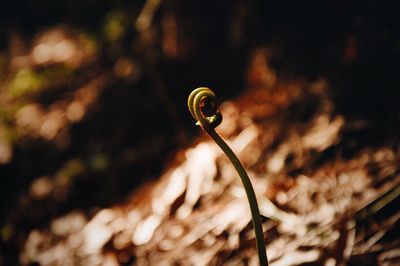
[188,87,268,265]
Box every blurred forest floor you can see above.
[0,0,399,265]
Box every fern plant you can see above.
[188,87,268,265]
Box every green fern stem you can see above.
[188,87,268,266]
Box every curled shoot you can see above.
[188,87,268,265]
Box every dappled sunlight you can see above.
[0,127,13,163]
[31,27,97,67]
[302,114,344,151]
[29,176,53,200]
[18,79,400,265]
[14,76,105,143]
[113,58,138,79]
[0,26,103,166]
[1,1,399,265]
[246,48,277,90]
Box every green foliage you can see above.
[10,68,47,98]
[103,10,129,43]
